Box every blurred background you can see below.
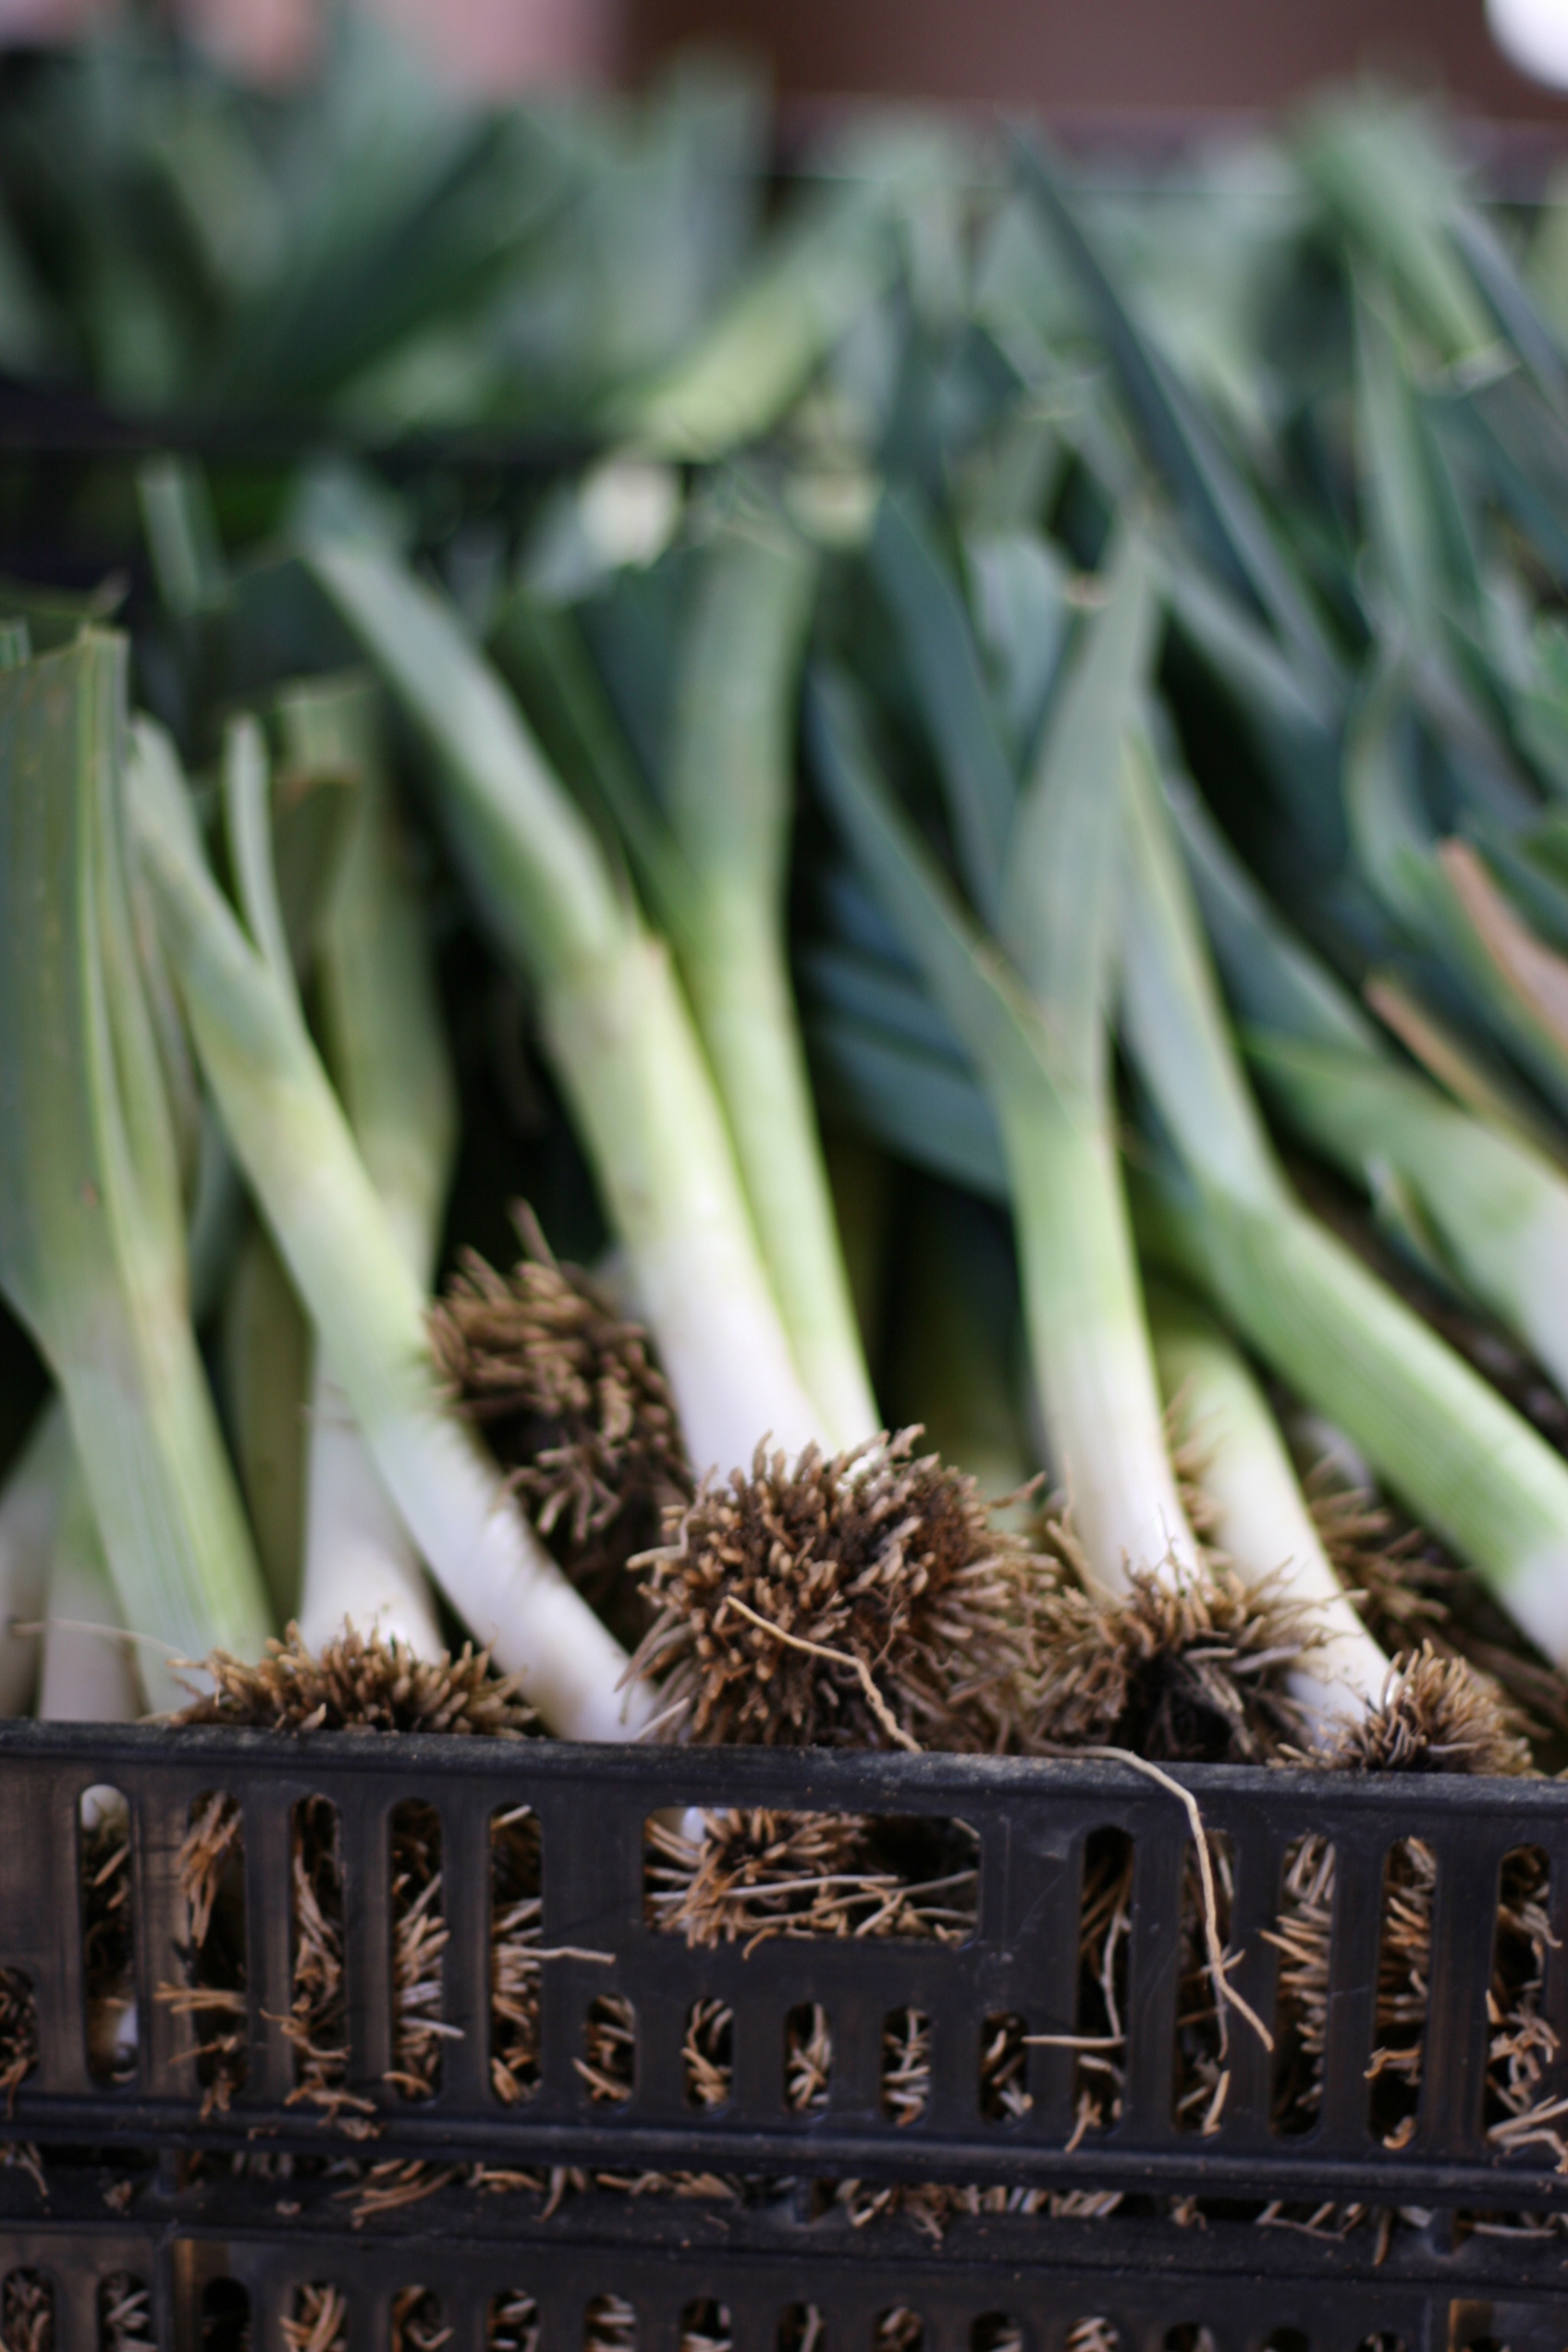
[4,0,1568,121]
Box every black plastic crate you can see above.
[1,2160,1567,2348]
[2,1721,1566,2222]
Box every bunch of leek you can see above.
[124,655,644,1739]
[810,522,1206,1600]
[0,630,271,1711]
[495,485,877,1447]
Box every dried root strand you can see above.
[286,1794,371,2135]
[1173,1839,1237,2140]
[163,1790,248,2118]
[1066,1834,1134,2146]
[678,2303,732,2352]
[1,2269,53,2352]
[577,1995,636,2104]
[632,1430,1040,1750]
[584,2297,636,2352]
[490,1807,543,2108]
[284,2285,349,2352]
[682,1998,732,2109]
[1029,1557,1310,1765]
[432,1209,691,1625]
[0,1967,37,2113]
[388,1804,447,2102]
[881,2006,931,2125]
[488,2293,540,2352]
[390,2287,449,2352]
[170,1623,535,1740]
[100,2273,156,2352]
[785,2001,832,2113]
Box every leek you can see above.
[809,533,1203,1597]
[662,513,876,1445]
[307,537,825,1476]
[128,704,647,1740]
[1119,727,1568,1670]
[0,632,270,1708]
[888,1185,1035,1523]
[1147,1280,1388,1721]
[506,508,876,1445]
[221,1218,309,1626]
[276,676,452,1658]
[607,173,896,459]
[36,1454,141,1724]
[0,1397,68,1713]
[1173,775,1568,1408]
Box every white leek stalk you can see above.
[222,1218,309,1626]
[893,1189,1035,1522]
[276,678,452,1657]
[307,539,824,1476]
[0,1397,69,1712]
[1121,730,1568,1671]
[809,533,1202,1596]
[947,532,1198,1585]
[129,710,646,1740]
[0,633,271,1708]
[1147,1281,1388,1725]
[643,513,876,1445]
[37,1456,141,1725]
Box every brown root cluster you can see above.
[431,1211,691,1633]
[1311,1477,1568,1759]
[1308,1642,1533,1779]
[1029,1558,1310,1765]
[631,1430,1039,1750]
[644,1807,978,1953]
[170,1623,536,1740]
